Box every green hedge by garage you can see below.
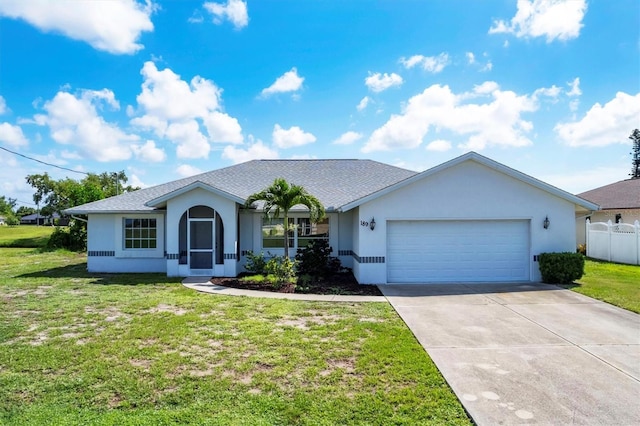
[539,252,585,284]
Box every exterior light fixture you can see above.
[543,216,550,229]
[370,217,376,231]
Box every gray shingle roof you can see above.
[578,178,640,210]
[65,159,417,214]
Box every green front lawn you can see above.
[0,248,470,425]
[570,259,640,313]
[0,225,55,248]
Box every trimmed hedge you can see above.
[538,252,585,284]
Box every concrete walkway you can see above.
[379,283,640,425]
[181,277,387,302]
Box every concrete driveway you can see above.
[379,283,640,425]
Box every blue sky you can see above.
[1,0,638,207]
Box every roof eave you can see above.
[145,180,245,208]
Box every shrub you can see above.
[264,255,297,287]
[295,239,342,277]
[538,252,585,284]
[245,251,267,274]
[46,221,87,251]
[47,226,71,250]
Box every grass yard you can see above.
[0,225,55,248]
[570,259,640,313]
[0,248,470,425]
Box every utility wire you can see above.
[0,145,89,175]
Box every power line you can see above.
[0,145,89,175]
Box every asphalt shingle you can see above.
[65,159,417,214]
[578,179,640,210]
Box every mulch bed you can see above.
[209,273,382,296]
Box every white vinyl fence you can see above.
[586,219,640,265]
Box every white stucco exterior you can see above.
[81,153,596,283]
[349,161,579,283]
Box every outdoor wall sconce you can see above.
[370,217,376,231]
[543,215,550,229]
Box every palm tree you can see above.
[245,178,325,258]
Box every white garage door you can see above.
[387,220,530,283]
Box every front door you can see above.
[189,219,214,273]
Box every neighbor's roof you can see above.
[64,159,417,214]
[578,178,640,210]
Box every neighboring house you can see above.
[19,212,69,226]
[64,152,598,284]
[0,215,5,226]
[575,178,640,246]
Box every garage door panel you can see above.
[387,220,530,283]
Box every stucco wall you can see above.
[87,213,166,273]
[165,187,238,277]
[352,161,578,284]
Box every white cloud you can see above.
[567,77,581,96]
[136,61,221,123]
[533,85,562,101]
[131,61,243,157]
[363,82,538,153]
[34,89,139,161]
[202,111,243,144]
[365,72,403,93]
[165,120,210,159]
[132,140,166,162]
[466,52,475,64]
[203,0,248,29]
[489,0,587,42]
[260,68,304,98]
[426,140,452,152]
[0,0,155,54]
[272,124,316,148]
[128,174,147,188]
[176,164,203,177]
[333,131,363,145]
[555,92,640,147]
[480,61,493,72]
[222,140,278,164]
[400,53,450,73]
[356,96,371,111]
[0,96,7,114]
[0,123,28,147]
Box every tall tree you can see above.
[245,178,325,258]
[0,196,18,225]
[630,129,640,179]
[25,171,140,250]
[26,170,138,216]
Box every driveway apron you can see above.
[379,283,640,425]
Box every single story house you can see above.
[65,152,598,284]
[19,212,69,226]
[575,178,640,246]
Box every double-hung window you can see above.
[124,218,157,249]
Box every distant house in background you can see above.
[576,178,640,246]
[19,212,69,226]
[0,215,6,226]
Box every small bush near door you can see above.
[539,252,585,284]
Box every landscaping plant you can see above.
[539,252,585,284]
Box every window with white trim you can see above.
[124,218,157,249]
[261,217,329,250]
